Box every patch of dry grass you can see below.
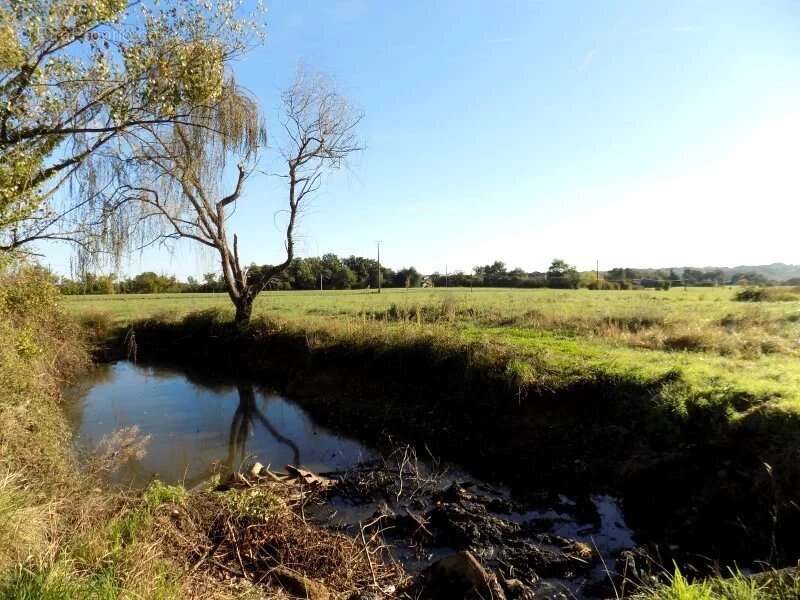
[165,477,406,598]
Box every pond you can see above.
[67,360,638,597]
[66,361,374,488]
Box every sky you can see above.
[43,1,800,278]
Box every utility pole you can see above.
[596,259,599,283]
[319,272,323,292]
[376,240,382,294]
[445,264,449,288]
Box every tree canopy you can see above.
[0,0,262,255]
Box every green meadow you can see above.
[65,286,800,416]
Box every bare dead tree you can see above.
[117,71,362,324]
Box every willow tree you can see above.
[116,71,362,324]
[0,0,262,254]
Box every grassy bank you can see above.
[0,269,393,599]
[0,267,198,598]
[66,287,800,413]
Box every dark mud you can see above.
[304,450,642,599]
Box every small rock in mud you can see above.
[502,578,536,599]
[415,550,506,600]
[270,566,331,600]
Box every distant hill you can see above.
[672,263,800,282]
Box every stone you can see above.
[502,578,536,600]
[419,550,506,600]
[270,566,331,600]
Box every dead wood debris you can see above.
[160,466,408,599]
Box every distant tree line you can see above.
[57,254,422,294]
[55,257,795,295]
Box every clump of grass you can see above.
[0,564,120,600]
[76,310,115,344]
[0,264,90,532]
[178,306,232,328]
[662,330,713,353]
[735,288,800,302]
[218,486,284,520]
[144,481,187,510]
[370,296,465,324]
[601,313,666,333]
[636,566,800,600]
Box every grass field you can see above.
[64,286,800,414]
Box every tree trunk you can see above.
[234,294,254,326]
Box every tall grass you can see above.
[0,266,190,598]
[637,567,800,600]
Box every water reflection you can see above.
[66,361,372,487]
[226,384,301,470]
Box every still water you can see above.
[66,361,374,487]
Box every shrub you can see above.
[77,310,115,343]
[735,288,800,302]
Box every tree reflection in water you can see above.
[224,383,301,472]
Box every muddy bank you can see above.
[304,448,640,599]
[198,456,642,599]
[105,316,800,569]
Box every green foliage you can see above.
[118,272,181,294]
[59,273,116,295]
[638,567,800,600]
[0,0,263,251]
[143,481,186,510]
[219,487,282,520]
[0,263,87,470]
[0,565,120,600]
[546,258,580,289]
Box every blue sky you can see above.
[45,1,800,277]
